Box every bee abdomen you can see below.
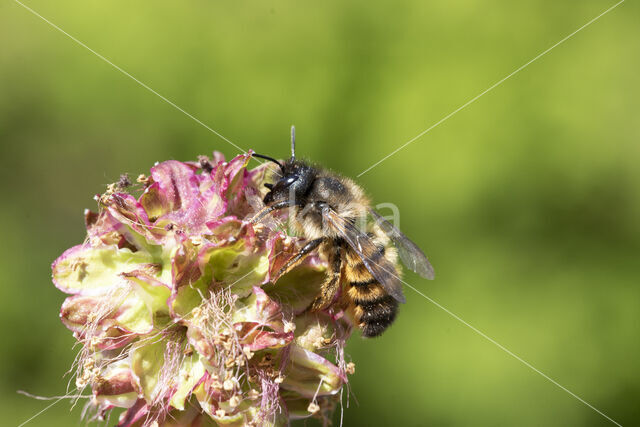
[351,246,386,277]
[349,280,399,338]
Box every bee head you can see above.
[262,159,315,205]
[253,126,316,205]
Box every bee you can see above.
[251,127,434,337]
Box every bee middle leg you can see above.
[310,245,343,311]
[271,237,325,283]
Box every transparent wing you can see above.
[369,208,435,280]
[321,205,406,303]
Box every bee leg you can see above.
[271,237,325,283]
[248,200,292,224]
[310,246,343,311]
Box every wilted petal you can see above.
[193,373,223,408]
[149,161,200,212]
[227,288,294,351]
[52,245,155,295]
[168,280,210,321]
[262,259,326,313]
[150,160,227,236]
[199,242,269,297]
[117,399,148,427]
[121,273,172,327]
[84,209,122,244]
[161,404,219,427]
[185,327,215,361]
[102,193,166,245]
[60,295,105,333]
[224,152,253,189]
[138,181,168,222]
[234,322,293,351]
[233,287,284,329]
[210,411,246,426]
[247,161,273,187]
[280,345,346,398]
[60,286,154,347]
[205,217,244,241]
[93,361,137,408]
[169,239,268,320]
[263,233,298,284]
[169,353,206,411]
[211,151,226,165]
[222,153,260,218]
[280,393,314,420]
[131,339,166,402]
[171,239,202,288]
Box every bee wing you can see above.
[321,205,406,303]
[369,208,435,280]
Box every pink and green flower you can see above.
[52,152,353,426]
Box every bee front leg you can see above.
[310,245,343,311]
[248,200,292,224]
[271,237,325,283]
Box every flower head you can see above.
[52,152,354,426]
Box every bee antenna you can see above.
[252,153,284,171]
[290,125,296,160]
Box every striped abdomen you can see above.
[342,238,400,337]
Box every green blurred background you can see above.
[1,1,638,425]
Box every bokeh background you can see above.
[1,1,639,426]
